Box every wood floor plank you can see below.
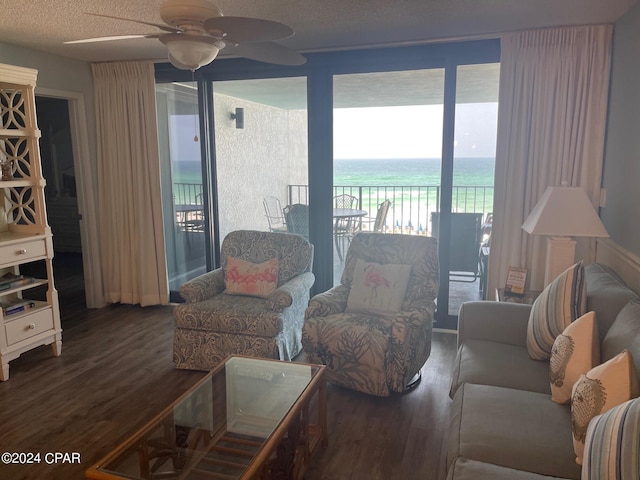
[0,300,456,480]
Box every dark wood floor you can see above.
[0,283,457,480]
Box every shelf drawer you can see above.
[4,308,54,345]
[0,239,46,264]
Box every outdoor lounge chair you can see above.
[431,212,483,282]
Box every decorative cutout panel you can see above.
[0,138,31,179]
[0,85,27,130]
[5,186,36,225]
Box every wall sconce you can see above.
[230,107,244,129]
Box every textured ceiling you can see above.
[0,0,636,65]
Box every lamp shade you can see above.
[522,186,609,238]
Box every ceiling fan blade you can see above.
[223,42,306,66]
[64,34,162,44]
[86,12,181,33]
[204,16,293,43]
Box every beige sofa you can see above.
[446,263,640,479]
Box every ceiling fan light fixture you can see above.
[161,33,224,70]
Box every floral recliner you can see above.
[302,232,439,396]
[173,230,315,371]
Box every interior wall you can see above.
[601,4,640,257]
[0,41,96,166]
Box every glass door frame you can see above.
[155,39,500,327]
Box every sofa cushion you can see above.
[582,397,640,480]
[570,349,640,464]
[449,383,580,479]
[527,262,587,361]
[602,299,640,373]
[585,263,638,343]
[447,458,572,480]
[550,311,600,404]
[450,339,551,398]
[174,294,281,336]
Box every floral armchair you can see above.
[173,230,315,371]
[302,232,439,397]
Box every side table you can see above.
[495,288,541,305]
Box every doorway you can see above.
[34,96,86,311]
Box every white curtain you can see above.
[92,61,169,306]
[488,25,613,296]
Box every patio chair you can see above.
[431,212,483,282]
[333,194,361,260]
[173,230,315,371]
[283,203,309,240]
[302,232,439,396]
[369,199,391,232]
[333,193,359,232]
[263,195,287,232]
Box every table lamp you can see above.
[522,185,609,286]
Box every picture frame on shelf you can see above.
[505,266,527,295]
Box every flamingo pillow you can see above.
[346,259,412,314]
[225,256,279,298]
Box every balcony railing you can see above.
[288,184,493,234]
[173,182,203,207]
[171,182,493,235]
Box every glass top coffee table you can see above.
[86,356,327,480]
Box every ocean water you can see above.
[333,157,494,186]
[171,157,495,223]
[332,158,495,228]
[172,157,495,186]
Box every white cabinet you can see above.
[0,63,61,381]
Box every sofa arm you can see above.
[179,269,226,303]
[305,285,349,319]
[457,301,532,348]
[266,272,315,312]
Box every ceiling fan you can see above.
[64,0,306,71]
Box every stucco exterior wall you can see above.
[213,93,308,242]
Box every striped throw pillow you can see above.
[527,261,586,360]
[571,350,640,464]
[582,397,640,479]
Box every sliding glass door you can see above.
[331,64,499,326]
[445,63,499,317]
[332,70,445,285]
[211,77,308,240]
[156,82,208,299]
[154,39,500,315]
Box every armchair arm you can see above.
[179,269,226,303]
[305,285,350,319]
[457,301,532,348]
[388,306,434,392]
[266,272,315,312]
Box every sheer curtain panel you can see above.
[92,62,169,306]
[488,25,612,296]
